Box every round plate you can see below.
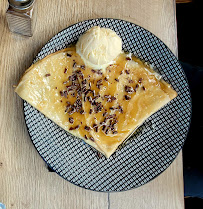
[23,18,191,192]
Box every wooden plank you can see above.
[0,0,184,209]
[109,0,184,208]
[0,1,108,209]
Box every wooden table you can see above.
[0,0,184,208]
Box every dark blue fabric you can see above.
[184,167,203,198]
[180,62,203,198]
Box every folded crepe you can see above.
[15,46,177,158]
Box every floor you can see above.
[176,0,203,67]
[176,0,203,208]
[185,198,203,209]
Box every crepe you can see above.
[15,46,177,158]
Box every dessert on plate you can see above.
[15,26,177,158]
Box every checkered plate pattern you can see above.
[23,18,192,192]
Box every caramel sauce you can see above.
[16,46,177,156]
[48,46,175,153]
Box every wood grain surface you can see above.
[0,0,184,209]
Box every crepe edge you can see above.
[14,48,178,159]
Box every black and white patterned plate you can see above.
[23,18,191,192]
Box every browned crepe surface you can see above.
[15,46,177,158]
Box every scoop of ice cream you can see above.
[76,26,122,69]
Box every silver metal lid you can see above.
[8,0,34,10]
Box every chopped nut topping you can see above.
[96,69,103,75]
[80,110,85,114]
[129,79,134,83]
[97,79,102,84]
[69,117,74,124]
[64,68,68,73]
[100,113,118,135]
[117,105,123,113]
[80,65,85,70]
[103,111,107,117]
[93,124,98,132]
[96,79,103,89]
[138,78,143,83]
[94,102,103,113]
[126,57,132,61]
[63,91,68,98]
[89,108,93,114]
[67,53,72,57]
[104,77,108,81]
[124,95,131,100]
[84,126,91,131]
[69,125,79,130]
[75,70,84,80]
[73,62,77,68]
[60,91,64,96]
[125,85,134,94]
[69,74,77,82]
[65,104,71,113]
[63,81,68,84]
[134,84,139,91]
[105,128,109,134]
[102,125,106,131]
[90,136,95,142]
[104,95,116,102]
[125,69,130,74]
[57,53,143,140]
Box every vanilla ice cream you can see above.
[76,26,122,70]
